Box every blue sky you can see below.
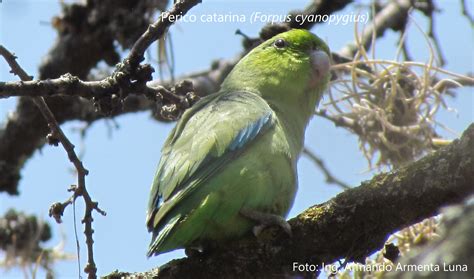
[0,1,472,278]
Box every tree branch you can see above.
[127,0,202,67]
[105,123,474,278]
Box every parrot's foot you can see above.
[185,247,203,258]
[240,208,292,237]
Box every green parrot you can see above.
[146,29,331,256]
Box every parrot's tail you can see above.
[147,214,181,257]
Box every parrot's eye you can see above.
[273,38,287,49]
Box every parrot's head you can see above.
[221,29,331,111]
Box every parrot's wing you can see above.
[146,91,275,231]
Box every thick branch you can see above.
[106,124,474,278]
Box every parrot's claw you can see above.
[240,208,292,237]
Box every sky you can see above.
[0,1,473,278]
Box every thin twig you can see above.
[302,148,351,190]
[0,45,105,279]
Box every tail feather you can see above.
[147,215,181,257]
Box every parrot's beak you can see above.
[309,50,331,88]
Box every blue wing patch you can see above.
[229,112,273,151]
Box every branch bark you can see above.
[105,123,474,278]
